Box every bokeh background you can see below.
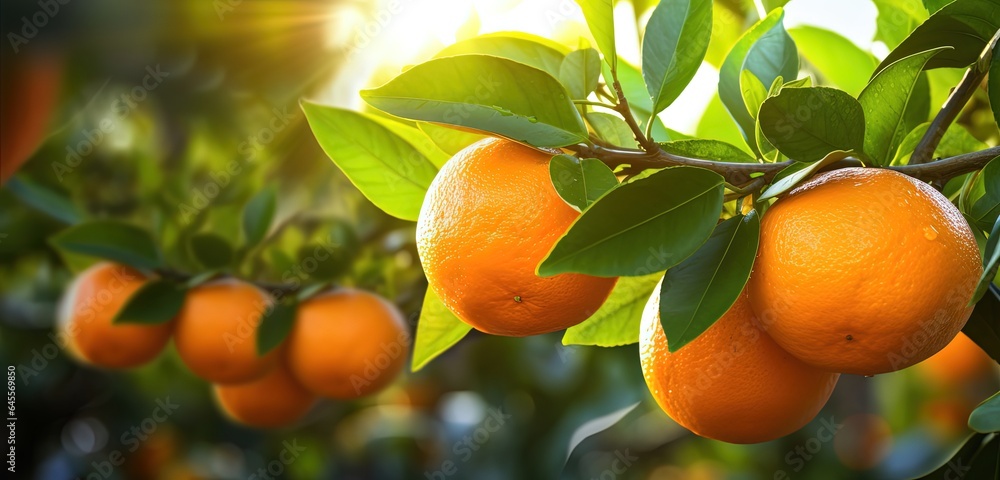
[1,0,998,479]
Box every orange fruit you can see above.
[748,168,982,375]
[915,333,994,387]
[174,279,277,383]
[1,52,61,184]
[416,138,617,336]
[59,262,174,368]
[286,289,409,399]
[640,282,839,444]
[214,361,316,428]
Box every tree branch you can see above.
[610,79,659,153]
[910,29,1000,165]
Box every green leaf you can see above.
[759,150,853,201]
[189,233,234,270]
[990,38,1000,127]
[893,122,990,164]
[50,220,162,270]
[758,87,865,162]
[963,284,1000,363]
[859,48,948,167]
[242,188,276,247]
[412,287,471,371]
[6,176,84,225]
[562,273,662,346]
[971,157,1000,230]
[361,55,588,148]
[972,215,1000,304]
[575,0,617,69]
[970,391,1000,432]
[660,211,760,352]
[875,0,1000,75]
[740,70,769,119]
[923,0,954,13]
[538,166,724,277]
[113,279,187,325]
[658,139,756,163]
[872,0,928,50]
[586,112,638,148]
[301,103,438,221]
[641,0,713,114]
[560,48,602,99]
[370,116,451,168]
[417,122,486,156]
[787,26,878,96]
[912,433,995,480]
[257,301,297,356]
[549,155,619,212]
[434,34,567,77]
[719,9,798,153]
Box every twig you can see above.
[910,29,1000,165]
[610,79,659,153]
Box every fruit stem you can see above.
[909,29,1000,165]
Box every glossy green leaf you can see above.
[719,9,798,153]
[113,279,187,325]
[189,233,234,270]
[872,0,928,49]
[563,273,662,346]
[550,155,619,211]
[560,48,602,99]
[575,0,617,69]
[912,433,996,479]
[586,112,637,148]
[759,150,853,201]
[758,87,865,162]
[875,0,1000,75]
[788,26,878,96]
[641,0,713,114]
[538,166,724,277]
[413,287,471,371]
[257,301,297,356]
[6,176,84,225]
[660,211,760,352]
[434,34,566,77]
[991,38,1000,137]
[417,122,486,156]
[50,220,162,270]
[972,215,1000,304]
[740,70,769,119]
[242,188,276,247]
[859,48,947,166]
[659,139,756,163]
[370,116,451,168]
[361,55,588,148]
[301,103,438,221]
[970,391,1000,432]
[963,284,1000,363]
[971,157,1000,230]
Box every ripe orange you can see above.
[1,52,61,184]
[174,279,278,383]
[640,283,839,444]
[59,262,174,368]
[748,168,982,375]
[286,289,409,399]
[214,361,316,428]
[416,138,618,336]
[915,333,995,387]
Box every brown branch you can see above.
[910,29,1000,165]
[610,79,659,153]
[892,146,1000,182]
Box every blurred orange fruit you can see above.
[416,138,617,336]
[640,283,839,444]
[174,279,277,383]
[748,168,981,375]
[833,414,893,470]
[0,52,61,184]
[214,361,316,428]
[59,262,174,368]
[915,333,994,387]
[286,289,409,399]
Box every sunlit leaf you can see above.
[562,273,662,346]
[586,112,637,148]
[659,139,756,163]
[642,0,713,114]
[549,155,619,211]
[560,48,602,99]
[575,0,617,69]
[759,150,853,201]
[412,288,471,371]
[758,87,864,162]
[434,33,566,77]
